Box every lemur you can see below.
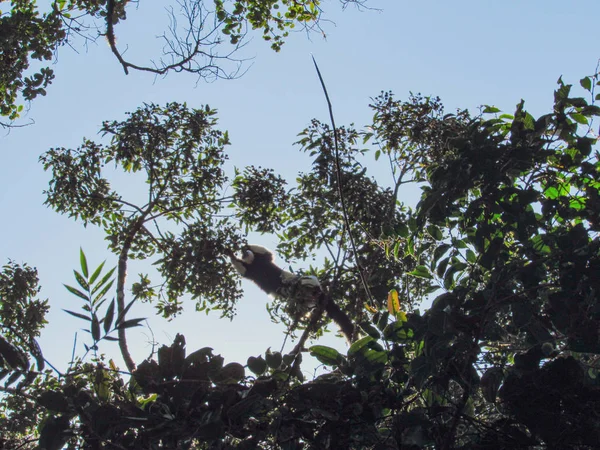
[228,245,354,343]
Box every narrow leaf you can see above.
[73,270,89,291]
[80,248,89,278]
[89,261,106,285]
[91,267,116,296]
[117,318,145,330]
[94,298,108,311]
[93,280,115,304]
[116,299,137,326]
[91,314,101,342]
[64,284,89,302]
[103,300,115,334]
[433,243,451,264]
[63,309,91,322]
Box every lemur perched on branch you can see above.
[228,245,354,343]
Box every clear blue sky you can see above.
[1,0,599,375]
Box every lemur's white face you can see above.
[241,249,255,264]
[246,245,271,257]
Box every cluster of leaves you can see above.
[0,261,47,389]
[215,0,322,50]
[232,166,290,234]
[40,103,244,319]
[241,121,434,332]
[0,0,64,120]
[353,74,600,447]
[63,249,144,352]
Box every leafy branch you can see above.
[63,249,144,357]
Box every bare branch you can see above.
[105,0,247,81]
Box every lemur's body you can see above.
[229,245,354,342]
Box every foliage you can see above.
[3,68,600,449]
[0,0,64,120]
[63,249,145,353]
[0,261,47,387]
[0,0,361,126]
[40,102,244,322]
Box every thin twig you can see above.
[311,56,374,306]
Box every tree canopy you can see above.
[2,71,600,448]
[2,1,600,449]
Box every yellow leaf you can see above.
[387,289,400,314]
[364,303,378,314]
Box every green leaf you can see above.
[73,270,89,291]
[530,235,551,254]
[376,311,390,331]
[427,225,443,241]
[247,356,268,375]
[396,223,409,238]
[363,349,388,364]
[453,238,468,249]
[309,345,343,366]
[91,267,116,296]
[433,243,451,264]
[544,186,559,199]
[436,256,450,278]
[93,280,115,305]
[444,266,459,290]
[483,106,500,114]
[359,322,381,339]
[103,299,115,334]
[116,318,145,330]
[348,336,375,356]
[91,313,101,342]
[265,349,283,369]
[64,284,89,302]
[80,248,88,278]
[466,249,477,263]
[569,112,588,125]
[569,197,585,210]
[63,309,91,321]
[580,77,592,91]
[89,261,106,285]
[115,299,137,326]
[408,265,432,279]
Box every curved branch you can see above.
[105,0,246,80]
[116,214,147,372]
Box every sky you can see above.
[1,0,599,377]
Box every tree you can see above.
[2,68,600,448]
[5,0,600,448]
[0,0,367,127]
